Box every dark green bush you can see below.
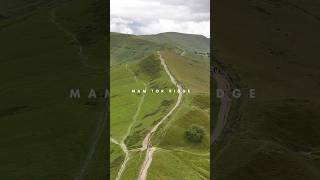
[185,124,204,143]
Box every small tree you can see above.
[185,125,204,143]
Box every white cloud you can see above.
[110,18,134,34]
[110,0,210,37]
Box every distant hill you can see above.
[139,32,210,52]
[110,32,163,66]
[110,32,210,66]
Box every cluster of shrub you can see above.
[185,124,205,143]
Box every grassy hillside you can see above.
[0,0,107,179]
[212,0,320,179]
[110,32,210,179]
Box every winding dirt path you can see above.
[137,51,184,180]
[211,71,232,143]
[50,9,87,66]
[111,138,120,145]
[50,8,102,70]
[158,147,210,157]
[115,142,129,180]
[178,46,186,56]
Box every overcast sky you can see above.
[110,0,210,37]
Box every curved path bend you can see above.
[211,71,232,144]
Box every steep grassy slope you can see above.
[148,50,210,180]
[212,0,320,179]
[110,64,145,141]
[0,0,107,179]
[110,142,123,180]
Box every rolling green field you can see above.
[110,32,210,180]
[0,0,108,179]
[212,0,320,179]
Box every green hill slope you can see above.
[0,0,107,179]
[212,0,320,179]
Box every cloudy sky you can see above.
[110,0,210,37]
